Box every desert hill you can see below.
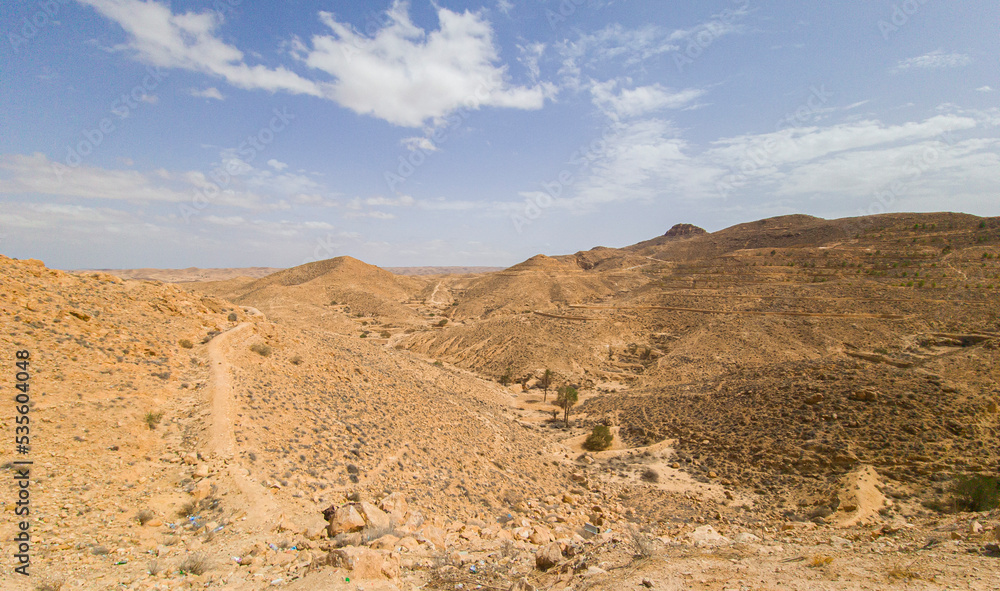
[0,255,580,590]
[189,256,429,334]
[7,211,1000,590]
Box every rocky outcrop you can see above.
[663,223,707,239]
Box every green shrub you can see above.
[144,411,164,430]
[437,319,448,327]
[250,343,271,356]
[583,425,613,451]
[953,475,1000,512]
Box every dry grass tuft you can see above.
[179,552,211,576]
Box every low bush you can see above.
[583,425,613,451]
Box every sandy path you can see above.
[205,323,283,530]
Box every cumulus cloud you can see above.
[76,0,324,95]
[297,1,554,127]
[267,159,289,171]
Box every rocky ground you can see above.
[3,212,999,590]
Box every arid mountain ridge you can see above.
[5,211,999,590]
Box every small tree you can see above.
[539,369,553,402]
[499,368,513,387]
[556,386,578,428]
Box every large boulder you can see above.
[359,501,391,531]
[326,504,366,536]
[379,492,408,522]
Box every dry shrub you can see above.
[179,552,211,576]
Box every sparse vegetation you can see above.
[250,343,271,356]
[641,468,660,483]
[143,411,164,430]
[539,369,553,402]
[556,386,579,427]
[627,524,654,559]
[136,509,155,525]
[289,355,303,365]
[178,338,193,349]
[499,368,513,386]
[227,312,238,322]
[952,474,1000,512]
[437,318,448,327]
[583,424,613,451]
[808,555,834,568]
[178,552,211,576]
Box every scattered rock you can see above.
[535,542,562,571]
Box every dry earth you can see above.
[3,211,1000,590]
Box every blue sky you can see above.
[1,0,998,269]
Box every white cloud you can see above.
[772,137,1000,199]
[140,94,159,104]
[556,7,749,90]
[400,137,439,153]
[517,42,545,82]
[894,50,972,72]
[977,86,994,93]
[203,215,247,226]
[591,80,705,119]
[298,1,554,127]
[0,153,194,204]
[0,152,284,210]
[538,111,997,217]
[496,0,514,15]
[189,87,225,100]
[75,0,324,96]
[77,0,554,127]
[267,159,289,171]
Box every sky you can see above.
[1,0,998,269]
